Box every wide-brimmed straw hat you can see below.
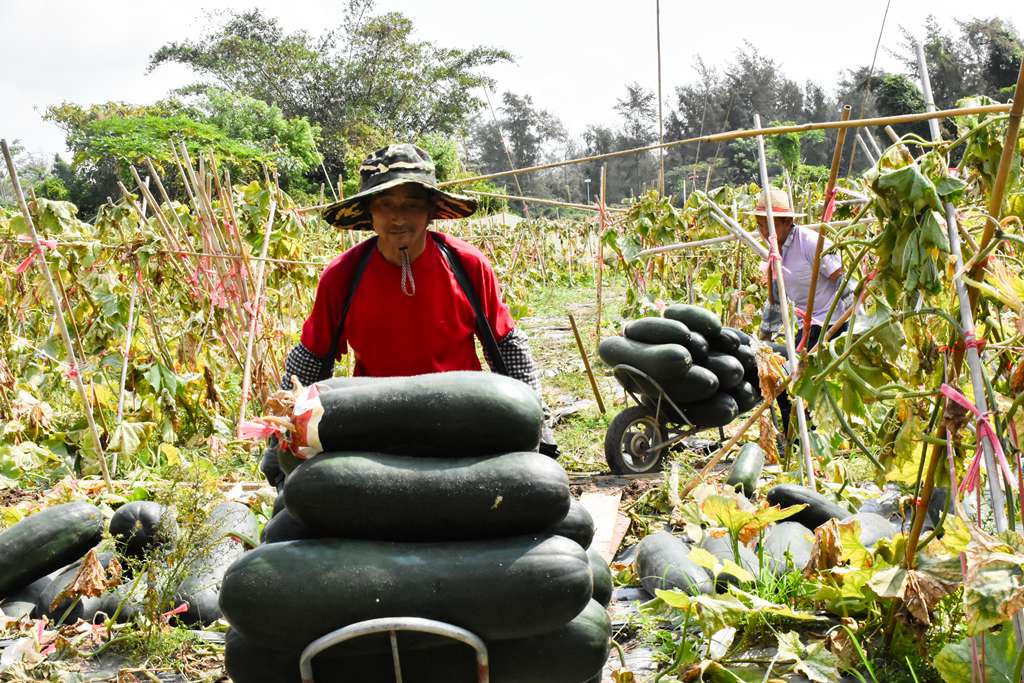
[322,144,478,230]
[747,187,805,218]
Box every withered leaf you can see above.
[49,549,123,612]
[804,518,843,576]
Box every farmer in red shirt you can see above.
[262,144,556,485]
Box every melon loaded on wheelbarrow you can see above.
[598,305,762,474]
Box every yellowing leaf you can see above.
[688,547,719,572]
[721,559,755,584]
[159,442,181,465]
[776,631,840,683]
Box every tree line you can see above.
[4,2,1022,218]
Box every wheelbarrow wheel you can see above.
[604,406,666,474]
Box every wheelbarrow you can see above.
[299,616,489,682]
[604,364,725,474]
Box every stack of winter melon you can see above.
[599,304,762,428]
[224,371,611,683]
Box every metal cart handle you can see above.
[298,616,490,683]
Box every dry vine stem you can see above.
[1,139,113,491]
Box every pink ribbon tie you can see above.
[940,383,1012,495]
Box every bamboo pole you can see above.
[568,313,606,414]
[438,102,1013,189]
[464,190,626,213]
[237,200,277,433]
[1,139,113,491]
[752,114,816,490]
[704,200,769,258]
[854,134,877,168]
[799,105,851,351]
[918,40,1009,534]
[595,165,608,352]
[632,235,738,259]
[864,128,885,158]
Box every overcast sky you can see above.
[3,0,1023,160]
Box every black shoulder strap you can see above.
[323,236,377,375]
[431,233,509,376]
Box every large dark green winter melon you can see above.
[765,484,851,531]
[711,328,742,353]
[306,372,543,456]
[284,451,570,541]
[660,365,719,404]
[664,304,722,339]
[636,531,713,596]
[261,509,319,544]
[598,336,692,380]
[732,344,758,375]
[109,501,177,559]
[681,393,739,428]
[623,317,692,346]
[588,548,613,607]
[704,352,745,390]
[0,501,103,598]
[224,599,610,683]
[174,501,258,626]
[548,497,595,549]
[724,327,752,346]
[219,534,592,650]
[728,381,762,414]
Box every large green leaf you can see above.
[935,627,1018,683]
[872,165,943,215]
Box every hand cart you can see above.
[604,364,724,474]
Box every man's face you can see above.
[756,215,793,243]
[367,184,434,252]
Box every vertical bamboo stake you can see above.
[594,165,608,352]
[237,201,278,433]
[2,139,113,491]
[854,134,877,168]
[568,313,606,414]
[916,41,1011,531]
[799,105,851,351]
[864,128,885,158]
[752,114,816,490]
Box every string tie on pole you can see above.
[821,187,838,223]
[940,383,1012,496]
[14,236,58,274]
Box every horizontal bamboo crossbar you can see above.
[438,103,1013,188]
[464,189,627,213]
